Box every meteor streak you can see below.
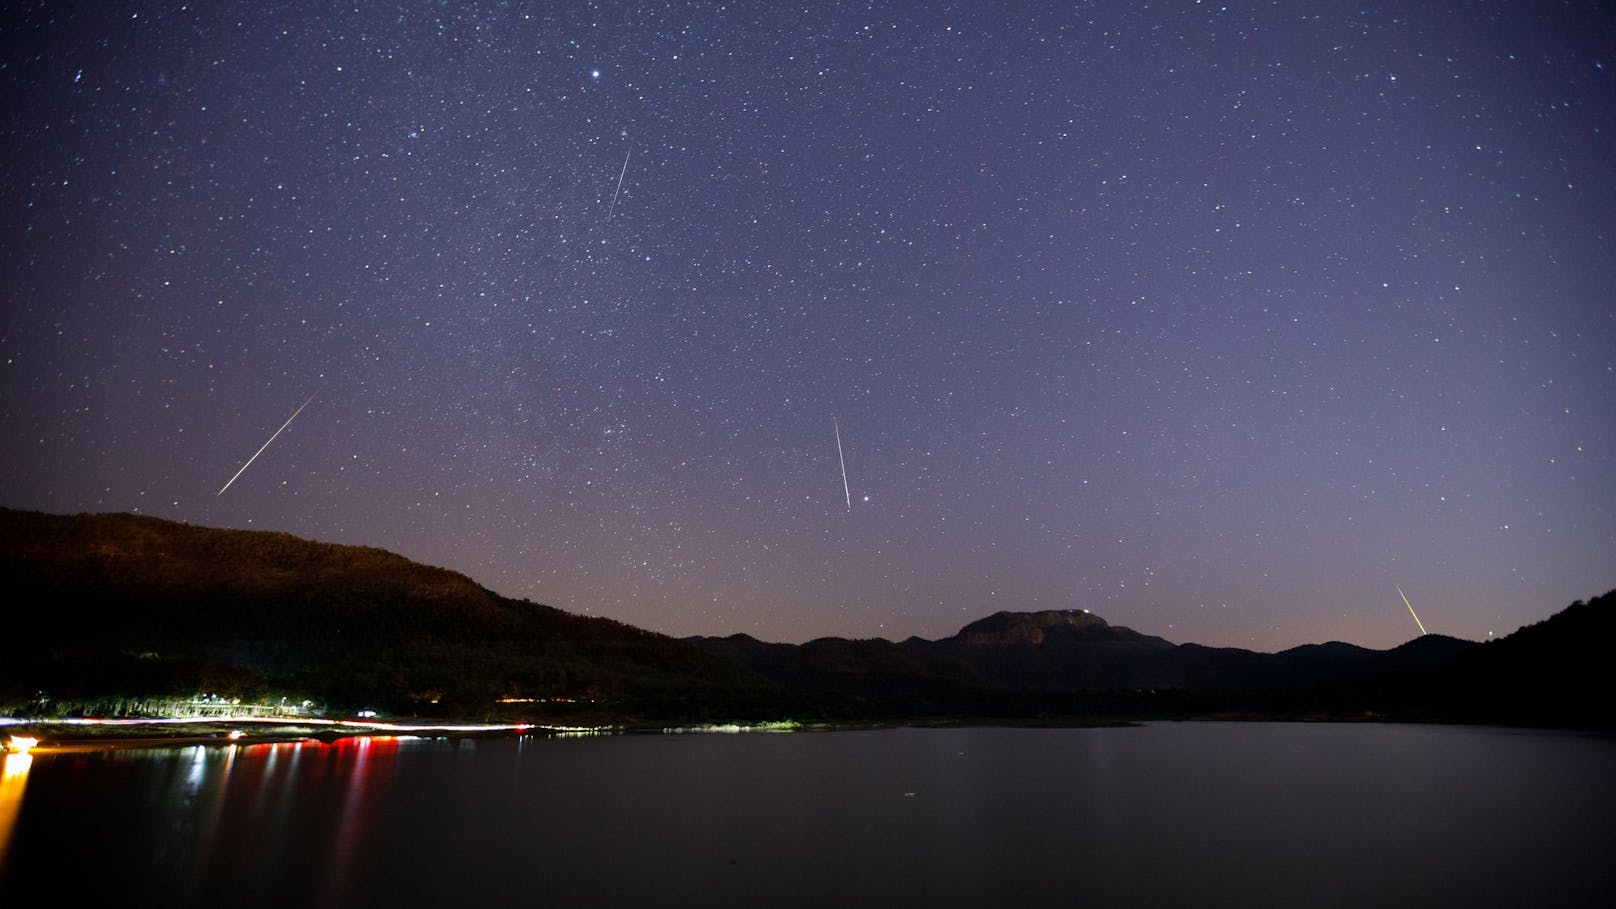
[608,143,631,218]
[1396,585,1428,636]
[833,417,851,511]
[217,392,317,496]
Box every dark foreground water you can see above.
[2,723,1612,907]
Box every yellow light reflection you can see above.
[0,750,35,873]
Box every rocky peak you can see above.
[954,609,1110,645]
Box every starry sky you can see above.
[3,1,1612,650]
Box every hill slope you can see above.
[0,508,777,719]
[1424,590,1616,727]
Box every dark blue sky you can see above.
[3,1,1611,648]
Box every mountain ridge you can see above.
[2,508,1610,727]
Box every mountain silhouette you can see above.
[2,508,1609,727]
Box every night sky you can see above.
[3,2,1612,650]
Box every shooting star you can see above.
[833,417,851,511]
[217,392,318,496]
[608,143,632,218]
[1396,585,1429,636]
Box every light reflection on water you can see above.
[0,734,414,904]
[325,736,400,906]
[0,724,1612,907]
[0,752,32,873]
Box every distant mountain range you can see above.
[2,508,1610,728]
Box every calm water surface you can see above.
[1,723,1612,907]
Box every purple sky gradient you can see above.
[3,2,1611,649]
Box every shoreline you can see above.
[3,714,1140,753]
[8,713,1600,755]
[0,716,603,754]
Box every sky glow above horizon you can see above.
[2,1,1611,650]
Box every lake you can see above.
[2,722,1612,906]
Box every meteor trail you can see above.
[217,392,317,496]
[1396,585,1428,636]
[608,143,631,218]
[833,417,851,511]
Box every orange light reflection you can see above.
[0,751,34,874]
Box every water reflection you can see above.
[325,736,401,906]
[0,735,407,901]
[0,751,33,873]
[189,736,404,904]
[2,726,1613,906]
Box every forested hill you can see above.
[0,508,777,719]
